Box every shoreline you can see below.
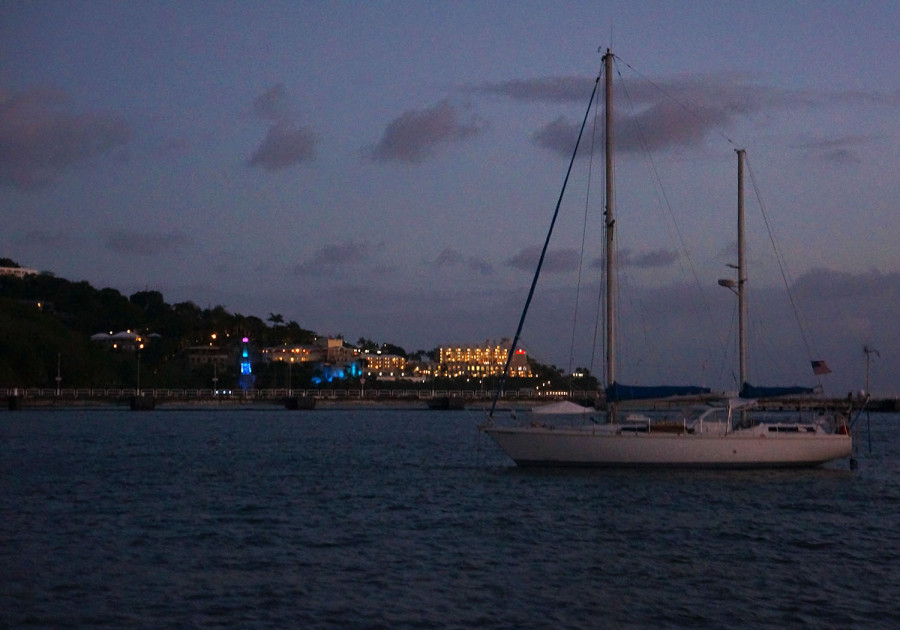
[4,393,899,413]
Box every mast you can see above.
[736,149,747,391]
[603,50,616,407]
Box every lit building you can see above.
[363,352,407,378]
[260,337,359,364]
[261,345,316,363]
[0,265,38,279]
[90,330,154,352]
[182,345,230,371]
[438,338,532,378]
[260,337,363,384]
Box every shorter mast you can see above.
[603,49,616,421]
[736,149,747,392]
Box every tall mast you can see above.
[736,148,747,391]
[603,50,616,398]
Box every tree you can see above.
[381,343,407,358]
[130,290,170,328]
[356,337,379,351]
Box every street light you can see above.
[136,344,143,395]
[863,344,880,397]
[210,334,219,393]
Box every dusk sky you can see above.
[2,1,898,396]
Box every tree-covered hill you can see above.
[0,262,598,392]
[0,267,317,389]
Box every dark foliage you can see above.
[0,272,318,389]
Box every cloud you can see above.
[590,248,679,270]
[792,267,898,302]
[250,83,295,123]
[0,86,131,190]
[433,247,494,276]
[793,134,870,164]
[482,70,896,158]
[468,257,495,276]
[468,76,594,103]
[18,229,71,248]
[293,240,373,275]
[761,267,900,393]
[507,246,579,274]
[532,92,738,157]
[247,84,317,171]
[369,100,482,163]
[532,116,584,157]
[474,72,755,155]
[434,247,464,267]
[248,122,317,171]
[104,230,192,256]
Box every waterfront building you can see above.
[181,344,231,372]
[438,338,532,378]
[90,330,155,352]
[261,337,363,384]
[0,265,38,279]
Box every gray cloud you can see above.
[468,76,594,103]
[0,86,131,190]
[293,240,372,275]
[434,247,464,267]
[480,70,896,158]
[468,257,495,276]
[369,100,482,163]
[104,230,191,256]
[507,246,580,274]
[18,229,71,248]
[250,83,295,123]
[247,84,317,171]
[592,248,679,270]
[793,134,871,164]
[793,267,898,302]
[531,80,744,157]
[434,247,494,276]
[248,122,317,171]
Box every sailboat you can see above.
[482,51,852,468]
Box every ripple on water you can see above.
[1,409,898,629]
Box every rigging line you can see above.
[488,72,602,421]
[568,86,601,376]
[614,59,731,369]
[614,56,737,147]
[744,155,818,364]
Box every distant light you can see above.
[242,337,249,343]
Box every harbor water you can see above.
[2,407,898,629]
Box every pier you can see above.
[3,386,897,412]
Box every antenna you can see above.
[863,344,880,396]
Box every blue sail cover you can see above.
[740,382,814,399]
[605,382,711,402]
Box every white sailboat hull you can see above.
[483,425,852,468]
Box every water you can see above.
[2,407,898,629]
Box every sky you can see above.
[2,1,898,396]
